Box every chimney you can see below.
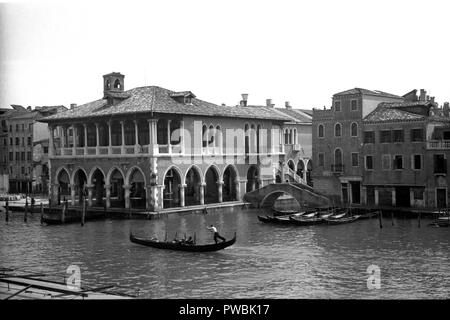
[444,102,449,117]
[70,103,77,109]
[285,101,292,110]
[266,99,272,107]
[240,93,248,107]
[419,89,427,101]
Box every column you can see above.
[374,188,379,206]
[120,121,125,154]
[60,126,66,149]
[362,186,367,205]
[180,120,185,154]
[392,188,396,207]
[148,119,159,155]
[87,185,94,207]
[124,184,131,209]
[70,184,76,205]
[235,179,241,201]
[105,184,111,208]
[134,120,139,153]
[199,182,205,205]
[238,180,247,201]
[145,185,152,210]
[152,185,165,210]
[95,123,100,154]
[48,125,54,157]
[410,189,415,207]
[72,125,77,154]
[180,184,186,207]
[167,120,172,154]
[108,121,112,154]
[217,181,223,203]
[84,124,88,154]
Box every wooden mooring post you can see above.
[30,197,35,214]
[378,210,383,229]
[40,202,44,225]
[24,197,28,223]
[61,199,66,224]
[5,200,9,222]
[81,199,86,226]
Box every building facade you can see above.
[40,72,290,211]
[312,88,404,205]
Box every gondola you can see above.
[358,210,380,220]
[324,215,360,225]
[289,215,326,226]
[129,232,236,252]
[257,215,293,225]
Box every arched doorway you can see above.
[297,160,305,179]
[246,165,259,192]
[73,169,87,205]
[185,166,202,206]
[288,160,295,171]
[110,168,125,208]
[223,166,237,201]
[204,166,219,204]
[129,168,146,209]
[91,168,105,206]
[57,169,70,204]
[164,167,182,208]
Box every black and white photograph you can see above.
[0,0,449,313]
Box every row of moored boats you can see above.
[258,208,380,226]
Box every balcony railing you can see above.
[427,140,450,149]
[434,166,447,175]
[331,164,345,173]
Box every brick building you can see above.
[40,72,291,211]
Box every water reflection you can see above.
[0,209,449,299]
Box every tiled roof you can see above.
[363,103,426,122]
[42,86,291,122]
[299,109,313,116]
[334,88,403,99]
[275,108,312,123]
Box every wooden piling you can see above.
[40,203,44,225]
[378,210,383,229]
[5,200,9,222]
[61,200,66,224]
[81,199,86,226]
[418,211,421,228]
[24,197,28,222]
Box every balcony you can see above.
[434,166,447,175]
[293,144,302,152]
[427,140,450,149]
[331,164,345,173]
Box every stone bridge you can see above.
[243,183,333,208]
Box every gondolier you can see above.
[206,224,226,243]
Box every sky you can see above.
[1,0,450,110]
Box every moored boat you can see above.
[324,215,361,225]
[129,232,236,252]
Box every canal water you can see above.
[1,208,449,299]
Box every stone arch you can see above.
[334,122,342,137]
[70,167,87,186]
[204,165,221,204]
[90,167,105,206]
[297,159,305,178]
[287,159,296,171]
[163,165,183,208]
[72,167,88,205]
[223,164,238,202]
[108,167,126,208]
[88,166,106,185]
[127,166,146,209]
[184,165,203,206]
[306,159,312,186]
[106,166,126,186]
[246,165,260,192]
[55,167,71,204]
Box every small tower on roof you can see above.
[103,72,125,97]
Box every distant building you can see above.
[312,88,404,204]
[6,106,66,194]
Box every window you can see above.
[27,152,31,161]
[22,137,25,146]
[21,152,25,161]
[16,124,19,131]
[318,153,324,167]
[27,137,31,146]
[351,99,358,111]
[351,123,358,137]
[411,128,424,142]
[44,146,49,153]
[351,153,359,167]
[393,129,404,142]
[9,152,13,161]
[15,137,19,145]
[363,131,375,143]
[413,188,424,200]
[412,154,422,170]
[334,101,341,112]
[380,130,391,143]
[434,154,447,174]
[318,124,324,138]
[335,123,342,137]
[29,123,33,131]
[382,154,391,170]
[393,155,404,170]
[15,152,19,161]
[365,155,374,170]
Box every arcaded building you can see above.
[40,72,290,211]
